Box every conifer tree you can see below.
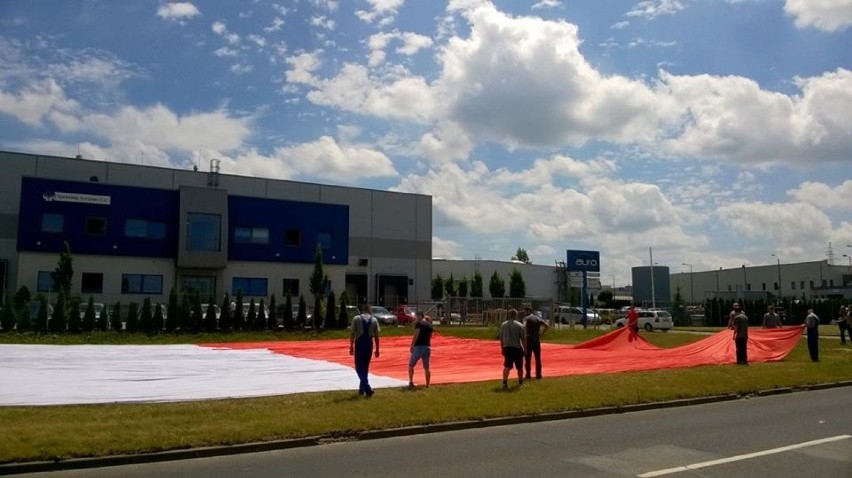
[67,297,81,333]
[297,295,308,329]
[219,292,232,331]
[257,298,267,330]
[53,293,69,333]
[283,293,294,330]
[166,288,179,332]
[233,289,245,330]
[204,295,217,332]
[267,295,277,330]
[140,297,153,334]
[324,291,336,330]
[152,303,164,334]
[110,302,122,332]
[82,296,96,332]
[126,302,140,332]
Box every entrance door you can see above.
[375,274,408,307]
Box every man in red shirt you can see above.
[627,305,639,336]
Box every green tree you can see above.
[50,241,74,297]
[309,243,327,310]
[68,297,82,333]
[257,298,268,330]
[511,247,531,264]
[672,286,689,326]
[52,293,68,333]
[471,271,483,298]
[219,292,232,331]
[312,295,323,329]
[190,291,203,333]
[13,285,31,313]
[95,302,108,332]
[204,296,217,332]
[178,292,191,332]
[233,289,245,330]
[283,293,294,330]
[444,273,457,297]
[597,289,614,308]
[489,271,505,298]
[297,295,308,328]
[246,298,257,330]
[1,300,16,331]
[267,295,277,330]
[126,302,140,332]
[508,268,526,298]
[140,297,153,334]
[166,288,179,332]
[110,302,122,332]
[431,275,444,300]
[337,293,349,329]
[34,294,49,332]
[458,277,469,298]
[324,291,336,330]
[153,303,164,333]
[82,296,97,332]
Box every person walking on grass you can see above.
[500,308,526,390]
[837,305,849,346]
[805,309,820,362]
[762,306,780,329]
[408,311,433,389]
[349,303,380,397]
[732,303,749,365]
[523,306,549,380]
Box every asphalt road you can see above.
[15,387,851,478]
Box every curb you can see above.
[2,380,851,475]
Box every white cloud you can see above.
[306,63,434,121]
[156,2,200,22]
[416,122,474,164]
[434,3,660,147]
[626,0,686,20]
[0,79,78,126]
[211,21,240,44]
[356,0,404,25]
[717,201,833,256]
[611,21,630,29]
[660,68,852,164]
[367,31,432,67]
[264,17,285,33]
[432,237,463,260]
[785,0,852,32]
[285,51,323,86]
[214,47,239,57]
[532,1,561,10]
[788,180,852,211]
[273,136,398,182]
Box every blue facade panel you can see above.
[227,195,349,265]
[18,177,179,258]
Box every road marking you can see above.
[638,435,851,477]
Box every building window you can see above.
[81,272,104,294]
[282,278,299,297]
[284,229,301,247]
[773,282,778,291]
[809,280,814,289]
[801,281,805,289]
[41,213,64,233]
[125,219,166,239]
[317,232,332,249]
[791,281,796,290]
[727,285,732,291]
[761,283,766,291]
[232,277,267,296]
[36,271,54,292]
[186,213,221,252]
[829,279,834,287]
[746,284,751,291]
[86,217,107,235]
[180,275,216,297]
[234,227,270,245]
[121,274,163,294]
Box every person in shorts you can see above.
[500,308,526,389]
[408,311,433,388]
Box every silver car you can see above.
[369,306,397,325]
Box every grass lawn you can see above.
[1,325,850,464]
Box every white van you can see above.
[614,309,673,331]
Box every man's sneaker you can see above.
[366,389,375,398]
[502,381,508,390]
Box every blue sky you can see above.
[1,0,851,287]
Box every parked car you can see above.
[370,305,397,325]
[614,309,674,332]
[554,306,601,325]
[393,304,429,325]
[290,304,312,322]
[345,305,360,323]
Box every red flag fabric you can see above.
[205,326,804,385]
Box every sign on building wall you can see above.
[42,191,111,205]
[566,249,600,273]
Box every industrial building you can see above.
[0,151,432,308]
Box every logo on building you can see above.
[42,191,111,206]
[566,249,600,272]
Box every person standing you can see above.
[727,302,741,329]
[762,306,780,329]
[837,305,849,346]
[500,308,526,390]
[805,308,820,362]
[627,305,639,335]
[523,306,549,380]
[732,303,749,365]
[408,311,433,388]
[349,303,381,397]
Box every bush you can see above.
[110,302,122,332]
[126,302,140,332]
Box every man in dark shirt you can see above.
[408,311,433,388]
[732,303,749,365]
[523,306,549,380]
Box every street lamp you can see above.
[681,262,693,303]
[771,254,782,299]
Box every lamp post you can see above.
[681,262,693,303]
[771,254,782,299]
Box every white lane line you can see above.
[638,435,852,477]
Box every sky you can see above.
[1,0,851,288]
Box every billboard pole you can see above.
[650,247,656,309]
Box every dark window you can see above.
[186,213,221,252]
[791,281,796,290]
[121,274,163,294]
[761,283,766,291]
[234,227,270,245]
[830,279,834,287]
[37,271,53,292]
[801,281,805,289]
[232,277,268,296]
[809,280,814,288]
[86,217,107,235]
[41,213,64,233]
[125,219,166,239]
[282,278,299,297]
[180,275,216,297]
[284,229,301,247]
[746,284,751,291]
[317,232,331,249]
[81,272,104,294]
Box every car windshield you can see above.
[658,311,672,318]
[372,306,389,314]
